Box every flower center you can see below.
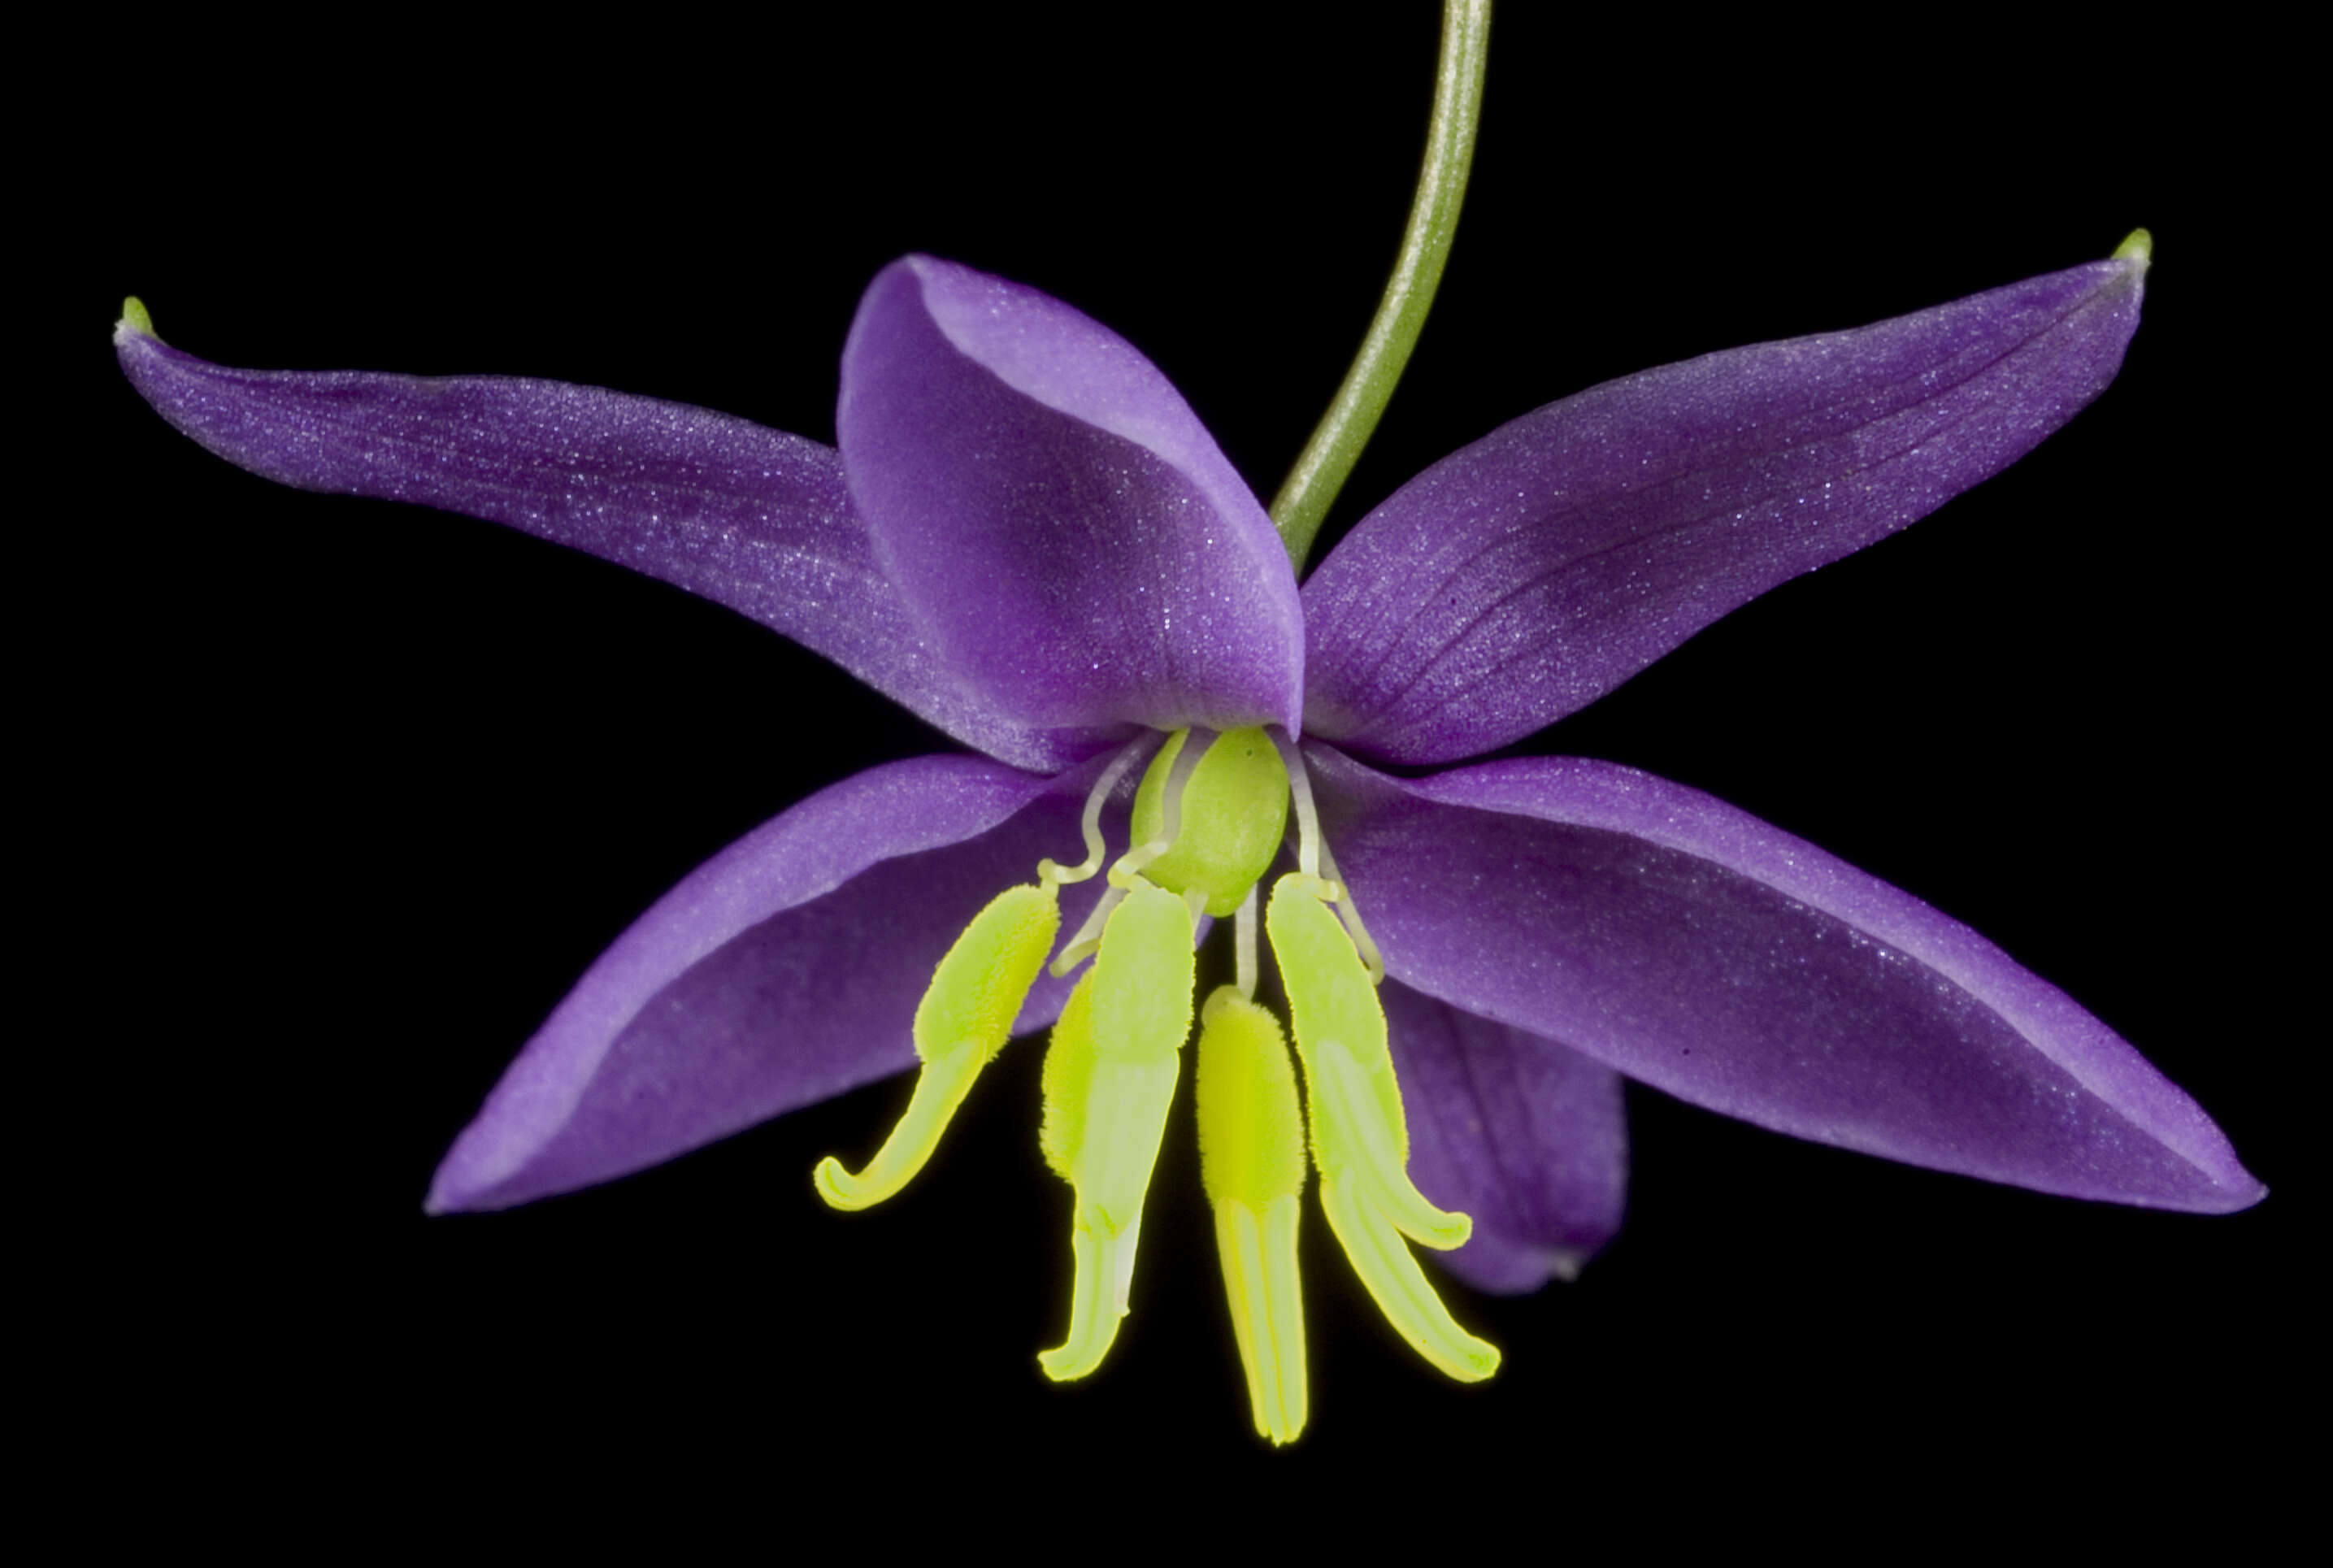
[811,725,1498,1444]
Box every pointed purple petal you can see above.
[837,256,1304,735]
[428,753,1114,1213]
[1384,979,1627,1294]
[1302,248,2148,763]
[1307,742,2261,1213]
[115,318,1110,772]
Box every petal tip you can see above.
[2202,1171,2269,1214]
[115,295,155,349]
[2111,227,2153,270]
[424,1122,531,1215]
[422,1159,486,1216]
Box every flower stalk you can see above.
[1269,0,1492,573]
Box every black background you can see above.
[51,4,2300,1532]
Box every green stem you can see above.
[1269,0,1491,576]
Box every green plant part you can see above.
[814,883,1060,1210]
[808,723,1493,1442]
[1037,883,1195,1379]
[1195,985,1309,1444]
[1268,873,1499,1382]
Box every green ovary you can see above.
[1129,728,1288,915]
[810,726,1496,1439]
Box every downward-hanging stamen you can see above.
[814,884,1060,1210]
[1194,986,1310,1444]
[1310,1036,1469,1250]
[1051,884,1127,979]
[1040,734,1158,888]
[1265,871,1500,1383]
[1037,885,1196,1382]
[1314,835,1385,985]
[1235,883,1259,1001]
[1270,728,1323,882]
[1319,1175,1499,1383]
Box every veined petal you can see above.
[1301,246,2148,763]
[838,256,1304,736]
[115,315,1113,773]
[428,753,1116,1214]
[1382,980,1627,1294]
[1306,742,2262,1214]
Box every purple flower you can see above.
[115,238,2260,1439]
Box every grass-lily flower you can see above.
[114,233,2260,1443]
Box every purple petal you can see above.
[1384,980,1627,1294]
[1302,249,2148,763]
[837,256,1304,736]
[428,752,1118,1213]
[115,317,1111,773]
[1307,743,2262,1213]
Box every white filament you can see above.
[1041,734,1158,888]
[1314,834,1385,985]
[1235,883,1259,1000]
[1270,728,1323,882]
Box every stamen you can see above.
[814,884,1059,1210]
[1314,835,1386,985]
[1045,1214,1121,1379]
[1270,728,1323,881]
[1235,883,1259,1001]
[1050,883,1128,978]
[1039,733,1158,888]
[1311,1036,1469,1250]
[1195,987,1310,1444]
[1036,884,1196,1382]
[1319,1175,1500,1383]
[1265,872,1500,1383]
[1216,1197,1308,1442]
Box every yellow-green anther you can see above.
[1130,728,1291,917]
[1195,986,1310,1444]
[1266,875,1445,1224]
[1307,1034,1468,1248]
[1039,971,1097,1181]
[1036,882,1194,1382]
[1319,1171,1499,1383]
[813,883,1058,1211]
[1196,988,1307,1213]
[1266,872,1499,1383]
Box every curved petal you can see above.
[1301,248,2148,763]
[1307,743,2262,1213]
[428,752,1122,1213]
[837,256,1304,736]
[115,316,1110,772]
[1383,979,1627,1295]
